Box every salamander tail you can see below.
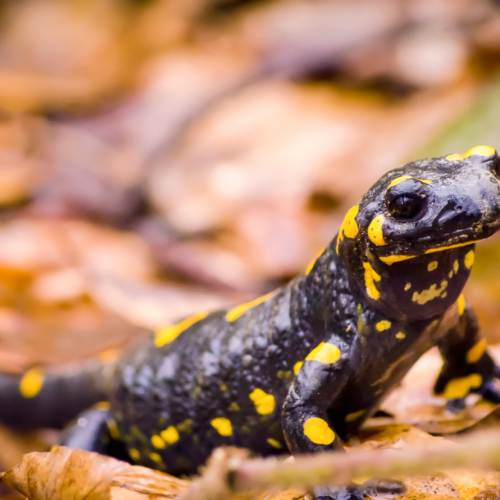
[0,360,113,429]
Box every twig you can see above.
[179,429,500,500]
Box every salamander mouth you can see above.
[377,219,500,265]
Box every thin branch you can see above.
[179,429,500,500]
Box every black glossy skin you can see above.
[104,147,500,478]
[2,146,500,500]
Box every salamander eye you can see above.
[387,194,423,218]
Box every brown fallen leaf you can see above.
[2,446,189,500]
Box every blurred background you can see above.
[1,0,500,480]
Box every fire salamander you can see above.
[1,146,500,499]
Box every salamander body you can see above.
[2,146,500,500]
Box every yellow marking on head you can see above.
[305,342,341,364]
[363,262,381,300]
[230,402,240,412]
[387,176,432,191]
[380,254,416,265]
[466,339,487,364]
[129,448,140,462]
[345,410,366,422]
[443,373,482,399]
[160,426,179,445]
[249,388,275,415]
[267,438,282,449]
[225,292,274,322]
[404,283,411,291]
[306,249,325,275]
[446,145,496,161]
[149,452,163,463]
[368,215,386,246]
[220,384,228,393]
[293,361,304,374]
[336,205,359,253]
[151,434,166,449]
[155,310,209,347]
[386,175,413,190]
[107,420,120,440]
[19,368,44,399]
[375,320,391,332]
[425,241,474,254]
[428,261,438,272]
[457,294,466,315]
[463,145,496,158]
[412,280,448,305]
[464,250,475,269]
[303,417,335,445]
[211,417,233,436]
[454,260,459,273]
[396,332,406,339]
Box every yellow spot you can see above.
[464,250,475,269]
[466,339,487,364]
[230,402,240,412]
[94,401,110,411]
[129,448,140,462]
[463,145,496,158]
[345,410,366,422]
[457,294,466,315]
[306,249,324,275]
[336,205,359,253]
[428,261,438,271]
[363,262,381,300]
[445,145,496,161]
[387,176,431,190]
[149,452,163,463]
[226,292,274,322]
[19,368,44,399]
[211,417,233,436]
[386,175,413,190]
[220,384,228,393]
[404,283,411,291]
[303,417,335,445]
[396,332,406,339]
[376,320,391,332]
[380,254,416,265]
[250,388,275,415]
[267,438,282,449]
[453,260,459,273]
[160,426,179,445]
[293,361,304,374]
[425,241,474,254]
[107,420,120,440]
[412,281,448,305]
[368,215,386,246]
[151,435,166,449]
[443,374,482,399]
[306,342,341,364]
[155,310,209,347]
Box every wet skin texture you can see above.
[2,146,500,500]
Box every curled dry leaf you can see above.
[2,446,189,500]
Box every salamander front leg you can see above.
[283,339,404,499]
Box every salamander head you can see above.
[336,145,500,321]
